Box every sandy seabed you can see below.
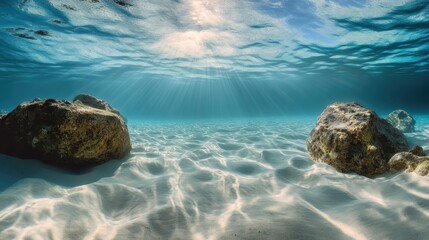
[0,118,428,240]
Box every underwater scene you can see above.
[0,0,429,239]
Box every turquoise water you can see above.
[1,0,429,239]
[0,0,428,118]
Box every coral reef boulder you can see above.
[307,102,408,176]
[0,98,131,168]
[386,109,415,133]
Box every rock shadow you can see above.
[0,154,127,192]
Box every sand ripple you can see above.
[0,119,429,239]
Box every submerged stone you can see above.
[388,151,429,176]
[307,102,408,176]
[74,94,119,114]
[410,145,426,156]
[415,161,429,176]
[0,110,7,121]
[0,98,131,168]
[74,94,127,122]
[386,109,415,133]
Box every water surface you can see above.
[0,0,428,118]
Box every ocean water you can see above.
[0,0,428,117]
[1,0,429,239]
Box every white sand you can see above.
[0,119,428,239]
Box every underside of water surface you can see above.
[0,0,429,239]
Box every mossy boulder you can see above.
[0,97,131,168]
[307,102,408,176]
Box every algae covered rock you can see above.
[0,98,131,168]
[307,102,408,176]
[388,151,429,176]
[386,109,415,133]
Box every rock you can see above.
[410,145,426,156]
[307,102,408,176]
[388,152,421,171]
[74,94,127,123]
[415,161,429,176]
[73,94,122,115]
[0,110,7,120]
[388,152,429,176]
[0,98,131,168]
[386,109,415,133]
